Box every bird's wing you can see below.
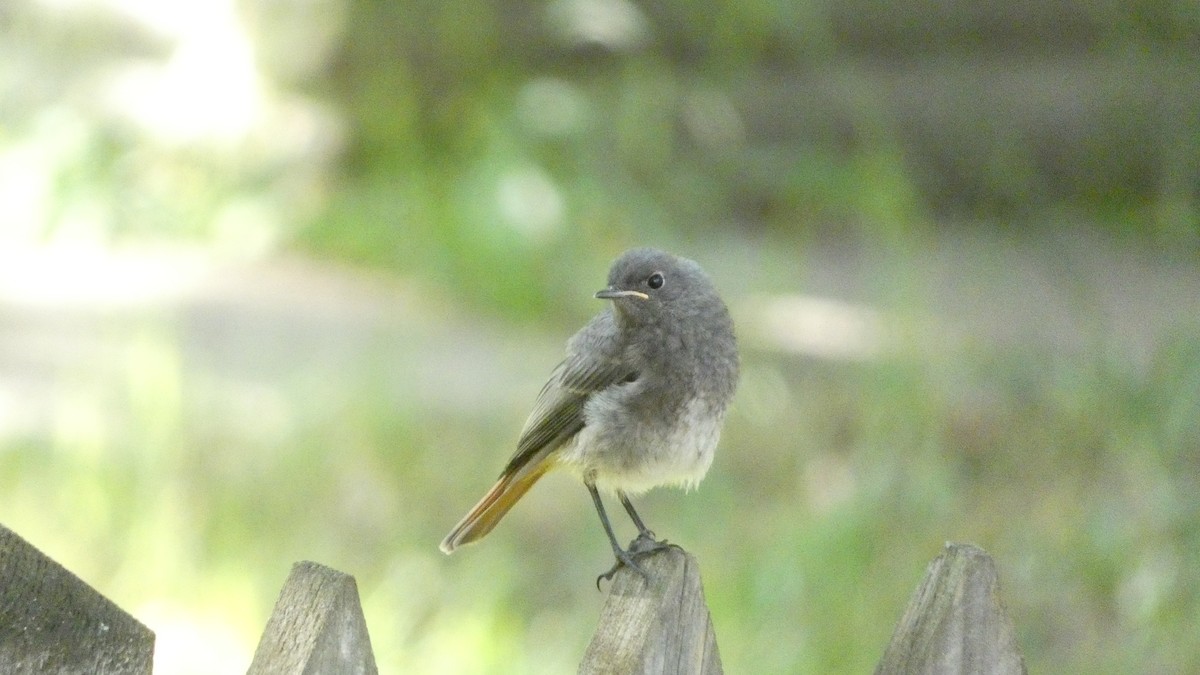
[500,316,633,479]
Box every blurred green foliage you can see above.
[293,0,1199,318]
[2,0,1200,673]
[4,307,1198,672]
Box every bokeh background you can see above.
[3,0,1199,672]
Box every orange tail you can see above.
[439,460,554,554]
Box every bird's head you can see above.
[594,248,715,325]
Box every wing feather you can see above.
[500,313,632,477]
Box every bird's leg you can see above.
[618,491,679,555]
[618,491,657,541]
[587,480,651,588]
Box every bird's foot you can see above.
[594,534,679,589]
[630,531,681,555]
[595,547,650,589]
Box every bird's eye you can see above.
[647,272,665,290]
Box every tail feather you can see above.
[439,461,554,554]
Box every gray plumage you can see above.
[440,248,739,574]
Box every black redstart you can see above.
[439,247,739,582]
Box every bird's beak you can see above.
[595,287,649,301]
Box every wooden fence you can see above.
[1,523,1025,673]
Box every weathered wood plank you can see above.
[580,547,721,675]
[247,561,377,675]
[0,523,155,674]
[875,542,1026,675]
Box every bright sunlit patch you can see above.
[98,0,263,145]
[0,384,27,441]
[746,294,885,361]
[0,109,90,239]
[496,166,565,240]
[212,197,283,260]
[548,0,649,52]
[138,602,252,675]
[0,245,210,309]
[33,0,266,145]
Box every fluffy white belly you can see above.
[558,396,725,494]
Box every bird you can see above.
[439,247,739,583]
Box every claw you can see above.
[594,534,676,589]
[595,549,651,589]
